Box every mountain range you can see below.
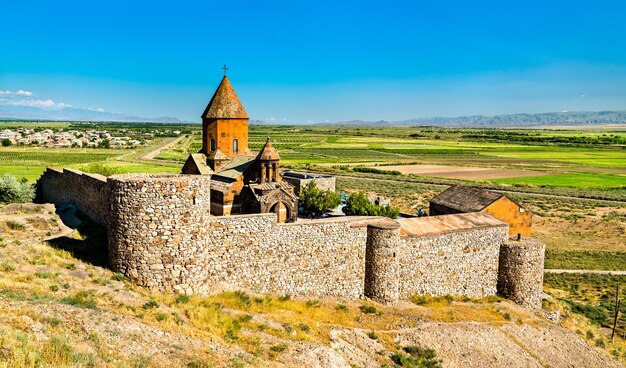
[309,110,626,127]
[2,104,626,127]
[0,105,183,123]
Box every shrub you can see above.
[6,220,26,231]
[270,344,288,353]
[342,192,400,219]
[335,303,349,312]
[352,167,402,175]
[299,181,340,217]
[111,272,126,281]
[305,299,321,308]
[142,300,159,309]
[391,346,442,368]
[1,261,15,272]
[367,331,378,340]
[61,290,98,309]
[233,290,251,307]
[224,326,238,341]
[175,294,190,304]
[282,323,294,333]
[279,294,291,301]
[238,314,253,323]
[0,174,35,204]
[359,305,377,314]
[44,316,63,327]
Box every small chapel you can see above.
[181,74,298,222]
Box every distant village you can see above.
[0,127,182,149]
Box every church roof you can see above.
[201,76,249,119]
[256,137,281,161]
[207,148,229,161]
[213,155,256,180]
[182,153,213,175]
[430,185,504,212]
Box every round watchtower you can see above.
[497,238,545,309]
[364,219,401,305]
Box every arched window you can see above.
[210,139,215,151]
[233,139,238,153]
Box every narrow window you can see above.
[233,139,238,153]
[210,139,215,151]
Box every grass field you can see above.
[492,172,626,189]
[0,137,182,182]
[545,250,626,271]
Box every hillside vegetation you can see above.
[0,204,623,367]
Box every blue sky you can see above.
[2,0,626,122]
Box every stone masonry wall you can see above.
[35,168,110,227]
[282,174,336,195]
[497,238,545,309]
[109,205,369,296]
[108,175,510,301]
[107,173,212,289]
[399,226,508,298]
[364,220,401,304]
[36,169,541,308]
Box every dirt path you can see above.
[114,150,136,161]
[335,174,626,205]
[545,269,626,275]
[140,135,186,161]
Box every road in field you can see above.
[141,135,186,161]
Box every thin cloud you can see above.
[0,89,72,108]
[0,90,33,96]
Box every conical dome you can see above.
[257,137,280,161]
[201,76,249,119]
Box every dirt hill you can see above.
[0,203,623,367]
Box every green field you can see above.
[0,137,181,182]
[492,173,626,189]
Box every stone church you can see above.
[182,75,298,222]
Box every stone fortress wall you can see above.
[36,168,544,307]
[35,168,110,227]
[281,171,336,195]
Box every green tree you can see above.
[0,174,35,204]
[342,192,400,219]
[299,181,340,217]
[98,139,110,148]
[2,139,12,147]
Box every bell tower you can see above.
[253,137,281,183]
[200,72,249,159]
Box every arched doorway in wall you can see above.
[270,201,290,223]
